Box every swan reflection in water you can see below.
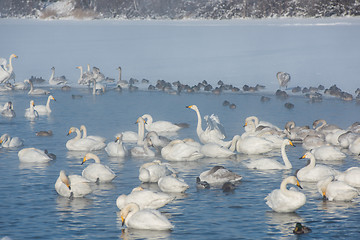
[266,211,304,237]
[119,224,171,240]
[56,196,93,217]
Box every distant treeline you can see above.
[1,0,360,19]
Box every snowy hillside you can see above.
[1,0,360,19]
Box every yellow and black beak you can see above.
[121,216,125,226]
[289,140,296,147]
[81,156,87,165]
[296,180,303,189]
[299,154,306,159]
[186,105,192,109]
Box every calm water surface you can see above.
[1,87,360,239]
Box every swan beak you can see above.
[243,122,248,127]
[14,54,18,58]
[0,139,3,144]
[52,97,56,101]
[121,216,125,226]
[289,140,295,147]
[67,184,71,190]
[81,157,87,165]
[115,137,120,142]
[322,192,327,200]
[67,130,72,136]
[296,181,303,189]
[186,105,192,109]
[299,154,306,159]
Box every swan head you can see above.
[299,152,312,160]
[131,186,144,192]
[59,170,71,190]
[115,133,123,142]
[10,54,18,59]
[285,139,295,147]
[50,95,56,101]
[82,153,100,165]
[135,117,146,124]
[30,100,35,107]
[67,127,77,136]
[116,66,122,71]
[120,203,140,227]
[186,105,198,111]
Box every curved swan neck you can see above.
[118,67,122,81]
[246,116,259,126]
[137,117,145,145]
[281,141,292,168]
[142,114,153,125]
[80,125,88,138]
[50,68,55,81]
[73,128,81,140]
[85,153,101,163]
[229,135,241,152]
[8,55,15,72]
[193,107,204,136]
[314,119,326,130]
[122,203,140,222]
[46,96,53,110]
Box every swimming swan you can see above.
[297,152,339,182]
[1,101,16,118]
[24,100,39,119]
[34,95,56,115]
[0,134,23,148]
[18,147,52,163]
[81,153,116,183]
[244,139,295,170]
[0,54,17,84]
[121,117,146,144]
[120,202,174,230]
[186,105,226,145]
[310,145,346,161]
[265,176,306,213]
[116,187,175,210]
[198,166,242,185]
[24,79,50,95]
[105,133,128,157]
[317,176,359,201]
[139,160,176,183]
[229,135,273,155]
[49,66,67,85]
[158,175,189,193]
[66,127,106,151]
[161,139,204,161]
[335,167,360,188]
[141,114,182,133]
[55,170,92,198]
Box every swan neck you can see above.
[281,142,292,168]
[74,128,81,140]
[194,108,203,136]
[137,119,145,145]
[8,55,14,72]
[229,135,240,152]
[46,96,52,110]
[92,80,96,95]
[81,126,88,138]
[118,68,121,81]
[280,178,294,197]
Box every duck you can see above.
[120,203,174,230]
[1,101,16,118]
[293,222,311,235]
[244,139,295,170]
[310,145,346,161]
[158,175,189,193]
[80,125,106,143]
[49,67,68,85]
[196,177,210,189]
[0,134,23,148]
[105,133,128,157]
[335,167,360,188]
[24,79,50,95]
[18,147,52,163]
[297,152,339,182]
[24,100,39,120]
[265,176,306,213]
[55,170,92,198]
[116,187,175,210]
[81,153,116,183]
[141,113,182,133]
[34,95,56,115]
[36,130,53,136]
[161,139,204,161]
[317,176,359,201]
[66,127,106,151]
[186,105,227,145]
[138,160,176,183]
[198,166,242,186]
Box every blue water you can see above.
[1,87,360,239]
[1,18,360,239]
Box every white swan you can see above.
[265,176,306,213]
[1,101,16,118]
[158,175,189,193]
[141,114,182,133]
[80,125,106,143]
[349,137,360,154]
[34,95,56,115]
[81,153,116,183]
[200,143,235,158]
[91,79,105,95]
[139,160,175,183]
[198,166,242,185]
[24,79,50,95]
[245,116,281,132]
[76,66,92,85]
[130,138,155,158]
[336,167,360,187]
[49,67,67,85]
[24,100,39,120]
[161,139,204,161]
[120,203,174,230]
[116,66,129,88]
[55,170,92,198]
[317,176,359,201]
[229,135,273,155]
[297,152,339,182]
[186,105,226,145]
[116,187,175,210]
[146,131,171,151]
[66,127,106,151]
[302,134,326,150]
[0,54,17,84]
[105,133,128,157]
[244,139,294,170]
[18,147,52,163]
[0,134,23,148]
[310,145,346,161]
[121,117,146,144]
